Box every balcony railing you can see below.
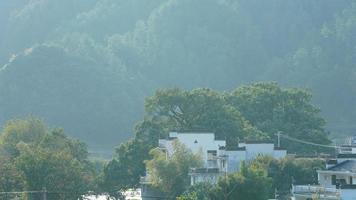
[292,185,340,198]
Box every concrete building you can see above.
[122,189,142,200]
[144,132,286,187]
[292,136,356,200]
[141,131,287,199]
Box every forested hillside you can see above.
[0,0,355,149]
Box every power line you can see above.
[0,190,42,194]
[278,133,339,149]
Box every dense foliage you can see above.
[210,163,272,200]
[145,141,203,198]
[144,84,330,152]
[0,0,355,148]
[177,162,272,200]
[250,156,325,196]
[177,183,213,200]
[101,84,330,195]
[0,116,97,200]
[177,157,324,200]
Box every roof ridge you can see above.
[327,160,351,170]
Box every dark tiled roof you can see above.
[327,159,338,165]
[171,130,215,134]
[243,141,274,144]
[337,154,356,158]
[225,146,246,151]
[327,160,356,172]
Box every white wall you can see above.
[162,133,286,171]
[244,143,275,160]
[318,172,356,188]
[318,173,335,188]
[341,189,356,200]
[163,132,226,166]
[273,150,287,159]
[225,150,245,172]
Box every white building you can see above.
[122,189,142,200]
[156,132,287,185]
[292,136,356,200]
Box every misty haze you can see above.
[0,0,356,200]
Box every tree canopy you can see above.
[144,83,330,151]
[250,156,325,196]
[0,116,97,200]
[102,83,330,195]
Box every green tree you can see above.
[0,116,47,157]
[145,141,203,198]
[227,82,331,153]
[15,144,94,200]
[103,84,330,194]
[0,155,26,196]
[0,116,96,200]
[250,156,325,194]
[177,183,213,200]
[145,88,265,147]
[209,162,272,200]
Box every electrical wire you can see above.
[278,133,339,149]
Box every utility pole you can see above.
[225,137,228,200]
[277,131,281,148]
[42,187,47,200]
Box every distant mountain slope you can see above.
[0,0,355,148]
[0,45,146,147]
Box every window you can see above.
[332,175,336,185]
[207,150,217,160]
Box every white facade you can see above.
[224,150,245,172]
[158,132,287,185]
[340,189,356,200]
[238,142,287,160]
[122,189,142,200]
[159,132,225,167]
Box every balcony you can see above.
[292,185,340,199]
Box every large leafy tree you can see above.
[0,116,47,157]
[103,83,329,194]
[145,88,264,146]
[227,82,331,153]
[0,116,96,200]
[100,87,262,196]
[15,144,94,200]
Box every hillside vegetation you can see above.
[1,0,355,148]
